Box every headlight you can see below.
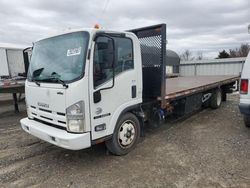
[66,101,85,133]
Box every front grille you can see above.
[40,115,53,121]
[58,120,66,124]
[29,105,66,128]
[57,112,66,116]
[39,108,52,113]
[33,118,67,131]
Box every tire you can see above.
[244,115,250,127]
[105,113,141,156]
[210,88,222,109]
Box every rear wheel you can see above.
[244,115,250,127]
[210,88,222,109]
[105,113,140,156]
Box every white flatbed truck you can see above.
[20,24,239,155]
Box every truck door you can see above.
[89,34,139,141]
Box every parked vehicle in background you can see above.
[0,44,31,112]
[0,44,30,79]
[239,25,250,127]
[239,52,250,127]
[20,24,238,155]
[0,44,31,87]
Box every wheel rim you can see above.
[217,91,222,106]
[118,120,136,149]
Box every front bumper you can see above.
[20,118,91,150]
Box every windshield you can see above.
[28,31,89,82]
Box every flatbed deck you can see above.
[159,75,239,100]
[0,84,25,112]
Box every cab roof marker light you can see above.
[94,24,100,29]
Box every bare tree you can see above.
[229,49,237,57]
[196,51,203,60]
[180,50,194,61]
[238,44,250,57]
[229,43,250,57]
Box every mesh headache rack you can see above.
[128,24,167,108]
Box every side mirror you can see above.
[93,34,116,102]
[94,90,101,103]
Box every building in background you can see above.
[180,57,246,76]
[166,50,180,74]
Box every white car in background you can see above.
[239,52,250,127]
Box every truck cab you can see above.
[21,28,144,155]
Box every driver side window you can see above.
[93,37,114,87]
[93,36,134,88]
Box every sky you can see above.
[0,0,249,58]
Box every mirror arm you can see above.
[97,66,115,93]
[93,68,115,103]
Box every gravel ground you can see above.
[0,93,250,188]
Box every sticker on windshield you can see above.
[67,47,81,56]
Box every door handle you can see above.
[132,85,136,98]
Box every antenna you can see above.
[101,0,110,17]
[97,0,110,27]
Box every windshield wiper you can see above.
[31,77,41,87]
[30,70,69,88]
[41,72,68,88]
[33,79,41,86]
[38,76,69,88]
[31,68,44,86]
[52,77,69,88]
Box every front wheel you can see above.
[105,113,141,156]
